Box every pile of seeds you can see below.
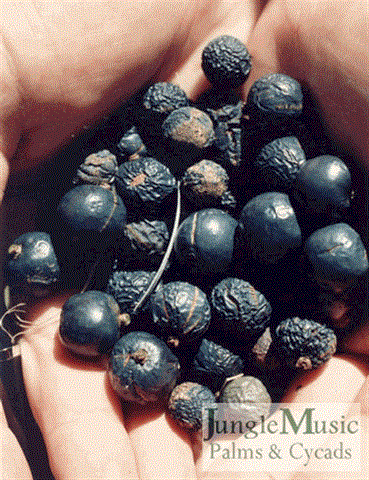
[3,35,368,432]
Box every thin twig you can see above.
[80,256,100,294]
[133,181,181,313]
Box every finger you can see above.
[0,394,33,480]
[278,356,368,479]
[282,354,369,404]
[341,321,369,358]
[196,356,369,480]
[352,374,369,417]
[124,401,198,480]
[244,0,369,164]
[19,295,139,480]
[166,0,266,99]
[239,0,284,91]
[286,375,369,480]
[278,359,369,480]
[0,1,211,169]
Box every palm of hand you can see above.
[1,1,368,170]
[0,0,260,169]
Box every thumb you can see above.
[244,0,369,165]
[19,295,139,480]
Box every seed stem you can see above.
[131,348,148,365]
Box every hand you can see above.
[1,1,368,479]
[0,0,264,194]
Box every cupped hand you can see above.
[17,296,197,480]
[1,1,368,479]
[0,0,264,193]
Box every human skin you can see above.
[196,357,369,480]
[0,0,265,194]
[0,1,368,479]
[0,394,33,480]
